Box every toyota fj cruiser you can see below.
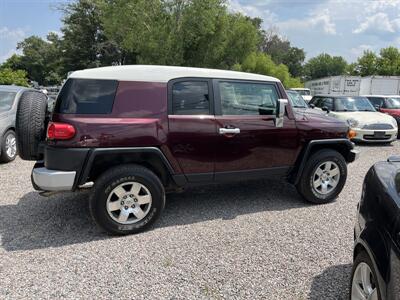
[16,65,359,235]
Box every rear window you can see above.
[0,91,16,113]
[55,79,118,114]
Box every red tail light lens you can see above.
[47,122,76,140]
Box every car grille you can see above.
[362,123,393,130]
[363,134,392,140]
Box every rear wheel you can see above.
[296,149,347,204]
[0,130,17,163]
[15,90,47,161]
[350,251,381,300]
[89,164,165,235]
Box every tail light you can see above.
[47,122,76,140]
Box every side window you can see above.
[219,81,278,116]
[172,81,210,115]
[310,97,321,106]
[320,98,334,110]
[368,97,383,108]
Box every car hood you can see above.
[330,111,396,126]
[293,107,343,124]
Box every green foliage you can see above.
[304,53,348,80]
[260,29,306,77]
[0,68,29,86]
[234,52,303,88]
[347,47,400,77]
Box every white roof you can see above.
[69,65,280,83]
[362,95,400,98]
[290,88,310,91]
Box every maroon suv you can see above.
[15,65,359,235]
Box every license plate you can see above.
[374,131,386,138]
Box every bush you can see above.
[0,68,29,86]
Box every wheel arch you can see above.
[289,139,355,185]
[76,147,179,190]
[354,226,390,299]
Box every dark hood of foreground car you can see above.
[293,107,343,124]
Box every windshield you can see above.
[287,91,308,108]
[294,89,311,96]
[386,97,400,109]
[335,97,375,112]
[0,91,16,113]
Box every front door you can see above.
[213,80,299,179]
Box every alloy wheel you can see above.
[5,133,16,159]
[312,161,340,195]
[351,262,378,300]
[106,181,152,224]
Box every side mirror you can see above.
[374,104,380,110]
[309,104,315,109]
[275,99,288,128]
[321,106,330,113]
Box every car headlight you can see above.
[347,118,359,128]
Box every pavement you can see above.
[0,142,397,299]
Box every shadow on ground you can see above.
[309,263,352,300]
[0,179,309,251]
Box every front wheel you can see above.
[89,164,165,235]
[350,251,381,300]
[296,149,347,204]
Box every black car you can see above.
[351,157,400,300]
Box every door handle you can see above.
[219,128,240,135]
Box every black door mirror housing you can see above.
[321,106,330,113]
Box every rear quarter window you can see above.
[0,91,16,113]
[55,79,118,114]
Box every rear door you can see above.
[213,79,298,178]
[167,78,216,182]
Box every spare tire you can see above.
[16,90,48,161]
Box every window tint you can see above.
[55,79,118,114]
[0,91,16,113]
[219,81,278,115]
[310,97,321,106]
[320,98,334,110]
[368,97,384,107]
[172,81,210,115]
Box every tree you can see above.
[59,0,124,74]
[100,0,260,68]
[233,52,303,88]
[260,28,305,77]
[304,53,348,80]
[0,68,29,86]
[351,50,378,76]
[376,46,400,75]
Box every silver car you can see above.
[0,85,29,162]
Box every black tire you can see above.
[350,250,382,300]
[15,90,47,161]
[89,164,165,235]
[296,149,347,204]
[0,130,17,163]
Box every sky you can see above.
[1,0,400,63]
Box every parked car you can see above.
[0,85,30,163]
[289,88,312,102]
[365,95,400,131]
[351,156,400,300]
[310,95,398,143]
[15,65,359,235]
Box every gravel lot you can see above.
[0,142,398,299]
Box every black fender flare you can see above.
[75,147,176,190]
[291,138,356,185]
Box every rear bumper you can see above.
[32,166,76,191]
